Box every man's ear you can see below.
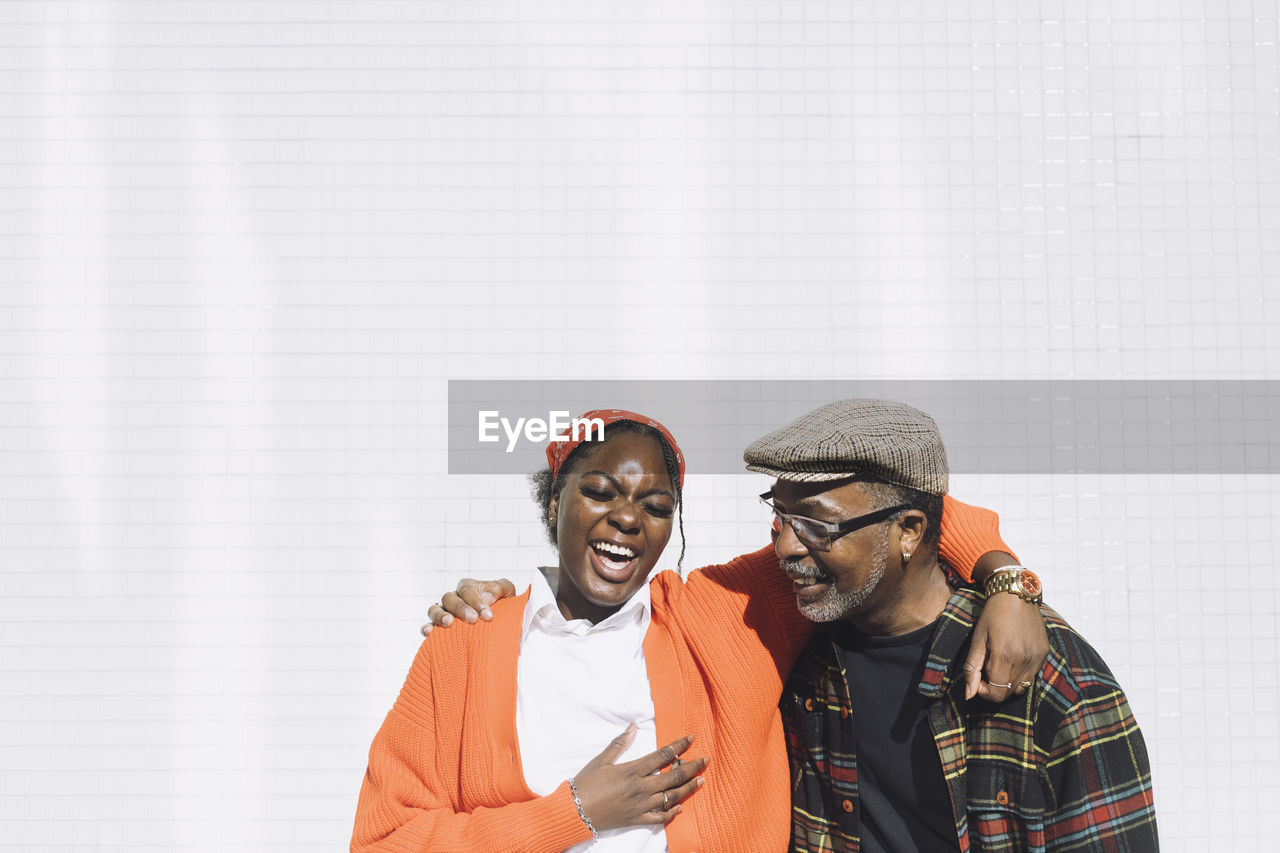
[898,510,927,560]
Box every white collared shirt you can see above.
[516,570,667,853]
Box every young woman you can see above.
[352,410,1043,852]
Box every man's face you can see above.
[769,478,896,623]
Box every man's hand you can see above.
[573,724,708,830]
[963,591,1050,701]
[420,578,517,636]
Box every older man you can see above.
[744,399,1157,852]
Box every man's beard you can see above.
[782,532,890,622]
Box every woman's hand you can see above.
[963,591,1050,702]
[420,577,518,635]
[572,724,708,830]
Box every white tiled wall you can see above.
[2,1,1277,849]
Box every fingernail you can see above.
[464,609,477,623]
[695,778,704,788]
[442,614,453,626]
[480,608,493,620]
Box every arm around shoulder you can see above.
[939,495,1018,583]
[673,545,813,674]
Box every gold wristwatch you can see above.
[983,566,1044,605]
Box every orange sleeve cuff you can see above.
[938,494,1018,583]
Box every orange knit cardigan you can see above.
[352,497,1011,852]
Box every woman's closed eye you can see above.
[643,502,674,519]
[580,485,615,502]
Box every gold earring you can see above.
[901,551,911,566]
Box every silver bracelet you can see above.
[567,777,599,842]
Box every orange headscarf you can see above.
[545,409,686,489]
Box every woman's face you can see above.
[549,432,676,623]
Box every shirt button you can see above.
[840,707,849,719]
[804,699,815,711]
[996,790,1010,805]
[842,799,854,813]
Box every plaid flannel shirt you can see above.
[783,587,1158,853]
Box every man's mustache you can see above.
[781,558,831,581]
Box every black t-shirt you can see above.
[833,619,961,853]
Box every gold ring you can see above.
[662,791,671,810]
[985,679,1014,689]
[1018,680,1033,689]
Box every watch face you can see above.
[1018,570,1042,595]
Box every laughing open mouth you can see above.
[589,540,640,578]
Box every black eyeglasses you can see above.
[759,491,911,552]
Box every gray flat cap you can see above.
[743,398,948,495]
